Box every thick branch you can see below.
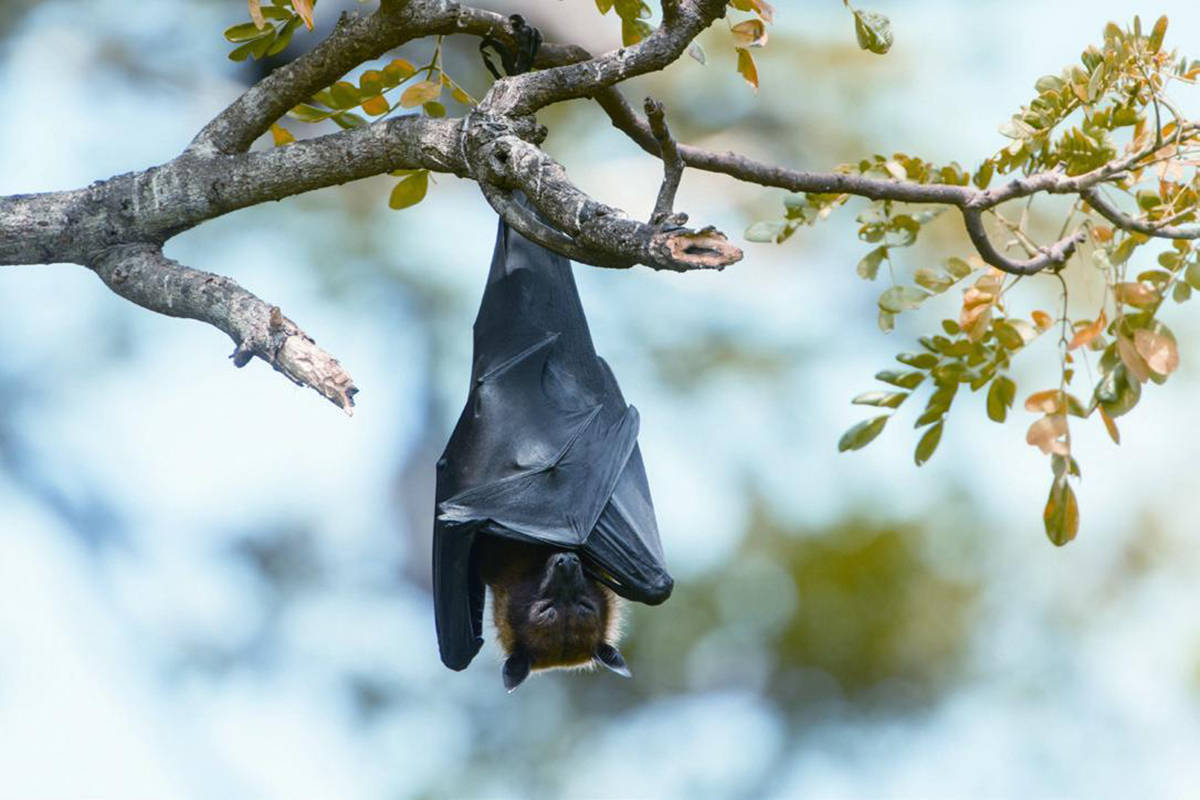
[464,118,740,272]
[0,116,467,266]
[92,244,357,412]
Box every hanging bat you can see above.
[433,199,673,691]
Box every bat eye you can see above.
[576,600,597,616]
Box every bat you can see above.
[432,198,673,689]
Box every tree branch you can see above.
[92,244,357,413]
[480,0,728,116]
[1082,186,1200,240]
[644,98,684,225]
[0,116,467,267]
[463,117,740,271]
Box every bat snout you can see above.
[541,551,586,598]
[549,552,581,572]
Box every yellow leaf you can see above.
[247,0,266,29]
[1067,310,1106,351]
[269,123,295,146]
[451,85,473,105]
[400,80,441,108]
[731,20,768,48]
[361,95,389,116]
[1133,328,1179,376]
[735,47,758,91]
[290,0,314,30]
[1032,310,1054,332]
[388,170,429,210]
[384,58,416,83]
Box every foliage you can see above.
[268,35,474,208]
[749,15,1198,546]
[224,0,313,61]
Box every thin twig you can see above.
[644,97,685,225]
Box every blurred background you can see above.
[2,0,1200,797]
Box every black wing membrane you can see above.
[433,202,673,670]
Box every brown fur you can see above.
[474,537,623,671]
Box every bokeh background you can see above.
[2,1,1200,797]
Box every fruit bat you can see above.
[432,198,673,683]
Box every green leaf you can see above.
[1043,476,1079,546]
[914,267,953,293]
[852,391,908,408]
[915,384,957,427]
[622,17,653,46]
[228,39,260,61]
[945,257,972,279]
[595,0,614,12]
[225,22,269,42]
[1110,238,1137,266]
[289,103,332,122]
[388,170,429,210]
[330,81,361,109]
[896,352,937,369]
[745,221,784,243]
[914,421,943,466]
[1185,261,1200,290]
[1095,364,1141,417]
[1035,75,1065,93]
[856,245,888,280]
[331,112,367,129]
[986,376,1016,422]
[992,320,1025,350]
[266,17,299,55]
[838,416,889,452]
[875,370,925,390]
[423,101,447,118]
[1148,15,1168,53]
[878,286,928,313]
[852,9,893,55]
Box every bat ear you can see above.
[502,650,531,693]
[594,642,632,679]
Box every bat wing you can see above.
[433,203,672,671]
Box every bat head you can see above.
[489,548,629,692]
